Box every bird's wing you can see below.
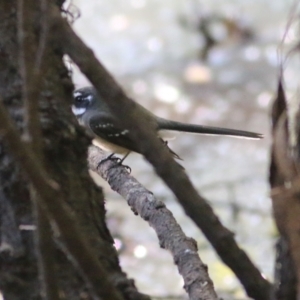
[89,114,141,154]
[89,114,182,159]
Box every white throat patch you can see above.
[72,105,86,116]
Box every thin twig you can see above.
[0,97,124,300]
[48,4,272,299]
[88,145,218,300]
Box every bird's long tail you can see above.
[158,119,263,140]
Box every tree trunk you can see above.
[0,2,145,299]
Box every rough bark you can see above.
[0,2,146,300]
[89,145,219,300]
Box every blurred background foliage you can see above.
[68,0,297,298]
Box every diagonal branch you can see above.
[0,97,124,300]
[49,5,272,299]
[88,145,218,300]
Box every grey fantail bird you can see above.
[72,87,262,160]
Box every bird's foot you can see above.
[108,160,131,173]
[118,153,131,173]
[98,153,131,173]
[97,153,119,168]
[112,155,131,173]
[121,164,131,173]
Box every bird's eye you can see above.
[75,95,84,103]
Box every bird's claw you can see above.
[97,153,131,173]
[97,153,118,168]
[122,164,131,173]
[110,156,122,163]
[108,161,131,173]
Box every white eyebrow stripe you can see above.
[73,91,82,97]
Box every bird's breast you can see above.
[92,137,129,155]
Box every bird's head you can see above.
[72,87,96,117]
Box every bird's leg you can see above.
[97,152,120,169]
[107,153,122,162]
[106,152,131,173]
[97,152,131,172]
[117,152,131,173]
[119,152,130,164]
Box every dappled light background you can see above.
[69,0,294,298]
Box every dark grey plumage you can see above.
[72,86,262,158]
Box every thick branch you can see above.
[88,146,218,300]
[49,5,271,299]
[0,98,124,300]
